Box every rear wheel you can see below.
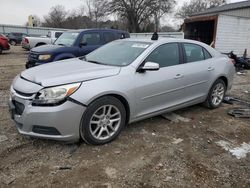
[204,79,226,109]
[80,96,126,145]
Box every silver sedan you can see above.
[9,38,235,144]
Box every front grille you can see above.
[29,52,39,61]
[32,125,61,135]
[13,100,25,115]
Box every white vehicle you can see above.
[21,31,63,50]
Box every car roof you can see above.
[121,37,197,44]
[66,28,129,33]
[122,37,215,47]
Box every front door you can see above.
[79,32,102,56]
[135,43,187,117]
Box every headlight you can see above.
[38,54,51,61]
[33,83,81,105]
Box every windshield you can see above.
[85,40,151,66]
[54,32,79,46]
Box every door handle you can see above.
[174,74,183,79]
[208,67,215,71]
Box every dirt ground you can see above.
[0,46,250,188]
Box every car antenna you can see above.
[151,31,158,40]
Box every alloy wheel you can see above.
[211,83,225,106]
[89,105,121,141]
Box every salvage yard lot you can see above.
[0,46,250,188]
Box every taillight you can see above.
[0,37,7,41]
[24,38,29,43]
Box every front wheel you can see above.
[80,96,126,145]
[204,79,226,109]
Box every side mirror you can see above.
[79,42,87,47]
[138,62,160,72]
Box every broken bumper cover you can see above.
[8,95,86,142]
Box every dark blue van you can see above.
[26,29,130,68]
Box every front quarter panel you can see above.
[70,66,137,121]
[53,53,76,61]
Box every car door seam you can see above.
[142,80,207,100]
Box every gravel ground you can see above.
[0,46,250,188]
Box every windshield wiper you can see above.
[86,59,104,65]
[84,58,117,66]
[79,56,86,60]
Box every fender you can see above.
[53,53,76,61]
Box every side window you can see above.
[55,32,62,38]
[47,31,51,38]
[183,43,204,63]
[145,43,180,68]
[81,33,101,45]
[103,32,115,43]
[203,48,212,59]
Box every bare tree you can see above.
[176,0,226,19]
[85,0,109,27]
[108,0,176,32]
[161,25,176,32]
[43,5,67,28]
[63,6,90,29]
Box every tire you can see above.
[204,79,226,109]
[10,40,16,46]
[80,96,126,145]
[0,46,2,54]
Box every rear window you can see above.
[103,32,116,43]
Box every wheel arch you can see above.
[86,93,131,125]
[217,75,228,89]
[35,42,46,47]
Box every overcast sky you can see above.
[0,0,244,26]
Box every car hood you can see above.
[21,58,121,87]
[32,44,67,53]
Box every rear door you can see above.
[78,31,102,56]
[180,43,214,101]
[103,31,116,44]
